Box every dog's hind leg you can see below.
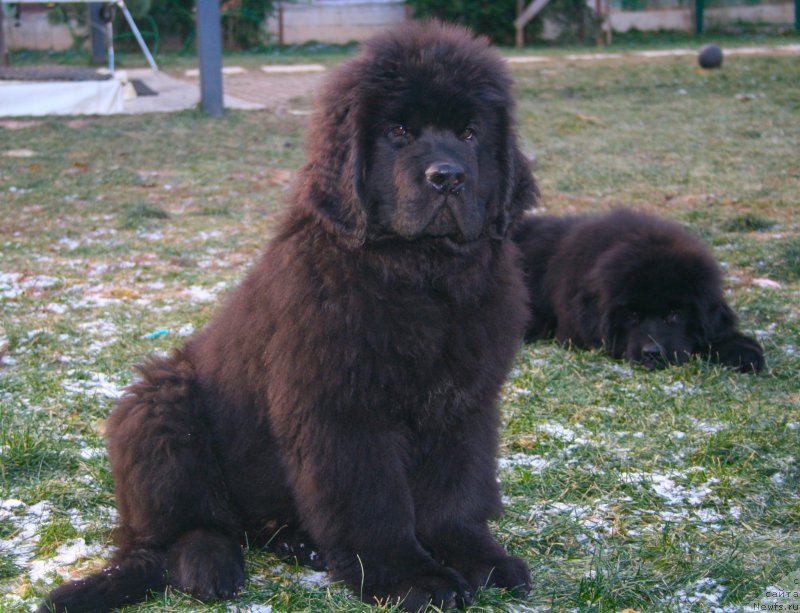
[109,352,245,599]
[40,351,244,612]
[38,548,166,613]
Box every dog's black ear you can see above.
[490,144,538,240]
[599,303,629,359]
[700,299,738,345]
[295,71,368,248]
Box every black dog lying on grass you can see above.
[513,209,764,372]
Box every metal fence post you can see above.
[0,5,8,67]
[796,0,799,31]
[89,3,105,65]
[196,0,224,117]
[695,0,704,34]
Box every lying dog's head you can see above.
[598,235,733,369]
[294,21,537,248]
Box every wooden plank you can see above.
[514,0,552,30]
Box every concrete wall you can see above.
[3,10,76,51]
[267,1,407,45]
[609,3,795,33]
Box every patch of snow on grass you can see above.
[688,417,724,433]
[538,423,592,444]
[0,500,52,575]
[605,363,634,375]
[297,569,329,588]
[29,538,106,583]
[62,371,124,399]
[670,577,732,612]
[498,454,551,471]
[621,471,718,506]
[75,319,121,354]
[177,323,195,336]
[229,605,274,613]
[57,237,81,251]
[0,272,24,299]
[45,303,68,314]
[79,447,105,460]
[20,275,62,292]
[266,564,331,591]
[72,294,123,308]
[506,386,532,398]
[186,282,228,302]
[662,381,697,395]
[1,499,115,588]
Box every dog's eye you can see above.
[390,125,407,138]
[460,126,476,141]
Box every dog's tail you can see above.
[38,548,166,613]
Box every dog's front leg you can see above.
[273,415,472,611]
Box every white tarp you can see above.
[0,79,124,116]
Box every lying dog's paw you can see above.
[453,553,531,594]
[369,565,473,612]
[710,333,764,373]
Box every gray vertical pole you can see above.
[196,0,224,117]
[0,4,8,68]
[89,3,105,66]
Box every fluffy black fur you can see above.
[40,22,537,613]
[513,209,764,372]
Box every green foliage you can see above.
[46,5,89,50]
[722,213,776,233]
[137,0,273,49]
[221,0,275,49]
[119,201,170,229]
[405,0,520,44]
[540,0,601,43]
[147,0,195,42]
[405,0,598,44]
[763,237,800,282]
[0,551,21,580]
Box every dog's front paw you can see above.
[266,526,326,570]
[454,553,531,594]
[369,565,473,612]
[166,530,245,601]
[710,333,764,373]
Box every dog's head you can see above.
[293,21,537,249]
[597,236,728,369]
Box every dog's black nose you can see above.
[640,343,666,368]
[425,162,465,194]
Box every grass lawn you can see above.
[1,44,799,612]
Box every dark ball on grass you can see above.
[698,44,723,69]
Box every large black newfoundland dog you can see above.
[41,22,537,613]
[513,209,763,372]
